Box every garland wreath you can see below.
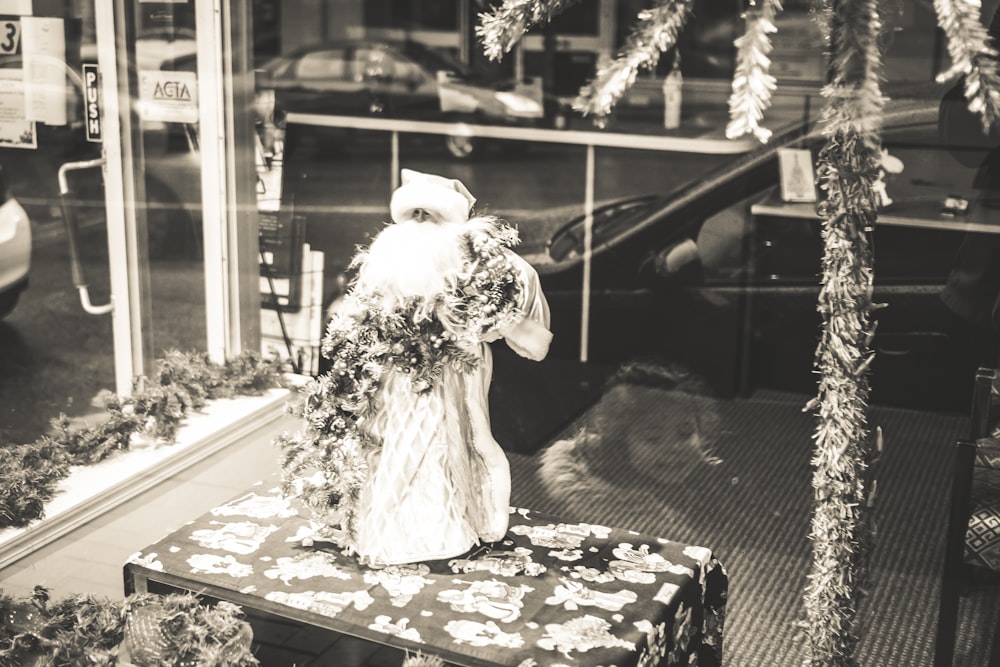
[278,219,523,546]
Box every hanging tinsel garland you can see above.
[932,0,1000,131]
[478,0,693,123]
[725,0,783,143]
[574,0,694,121]
[476,0,584,61]
[802,0,885,663]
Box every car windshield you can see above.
[548,195,665,261]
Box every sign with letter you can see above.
[138,69,198,123]
[0,72,34,148]
[83,64,101,142]
[0,17,21,56]
[20,16,66,127]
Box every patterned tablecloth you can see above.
[124,482,727,667]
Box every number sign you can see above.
[0,18,20,56]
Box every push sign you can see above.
[82,64,102,143]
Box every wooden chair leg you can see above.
[990,620,1000,667]
[935,441,977,667]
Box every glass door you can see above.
[0,0,259,447]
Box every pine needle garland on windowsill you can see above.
[0,350,284,530]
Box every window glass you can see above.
[295,49,350,81]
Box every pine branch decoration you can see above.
[726,0,783,142]
[933,0,1000,132]
[574,0,694,120]
[477,0,583,61]
[0,350,284,529]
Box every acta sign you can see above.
[152,80,192,101]
[139,70,199,124]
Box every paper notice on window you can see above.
[21,16,67,126]
[0,1,32,14]
[0,74,36,149]
[138,70,198,124]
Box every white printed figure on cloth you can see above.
[279,169,552,566]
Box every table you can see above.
[123,482,727,667]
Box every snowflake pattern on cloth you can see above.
[127,500,726,667]
[537,614,636,659]
[363,564,434,606]
[445,619,525,648]
[437,579,534,623]
[264,589,375,616]
[186,553,253,578]
[263,552,352,585]
[369,615,424,642]
[189,521,279,555]
[545,578,639,612]
[209,489,297,520]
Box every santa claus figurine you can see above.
[280,169,552,566]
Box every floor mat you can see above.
[505,377,995,666]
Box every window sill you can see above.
[0,386,294,570]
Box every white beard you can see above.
[354,219,469,308]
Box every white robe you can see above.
[348,225,551,566]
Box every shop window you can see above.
[294,49,349,82]
[363,0,458,31]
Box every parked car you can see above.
[0,163,31,319]
[257,38,568,159]
[530,98,990,411]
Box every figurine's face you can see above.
[412,208,431,223]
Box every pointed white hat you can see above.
[389,169,476,224]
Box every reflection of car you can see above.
[257,39,565,159]
[80,27,198,71]
[532,99,986,411]
[0,164,31,319]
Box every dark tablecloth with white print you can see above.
[124,482,727,667]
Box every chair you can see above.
[935,367,1000,667]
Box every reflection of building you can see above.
[274,0,948,99]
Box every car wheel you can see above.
[0,290,20,320]
[445,134,477,160]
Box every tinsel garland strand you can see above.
[803,0,884,663]
[726,0,782,143]
[477,0,583,61]
[932,0,1000,132]
[574,0,693,121]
